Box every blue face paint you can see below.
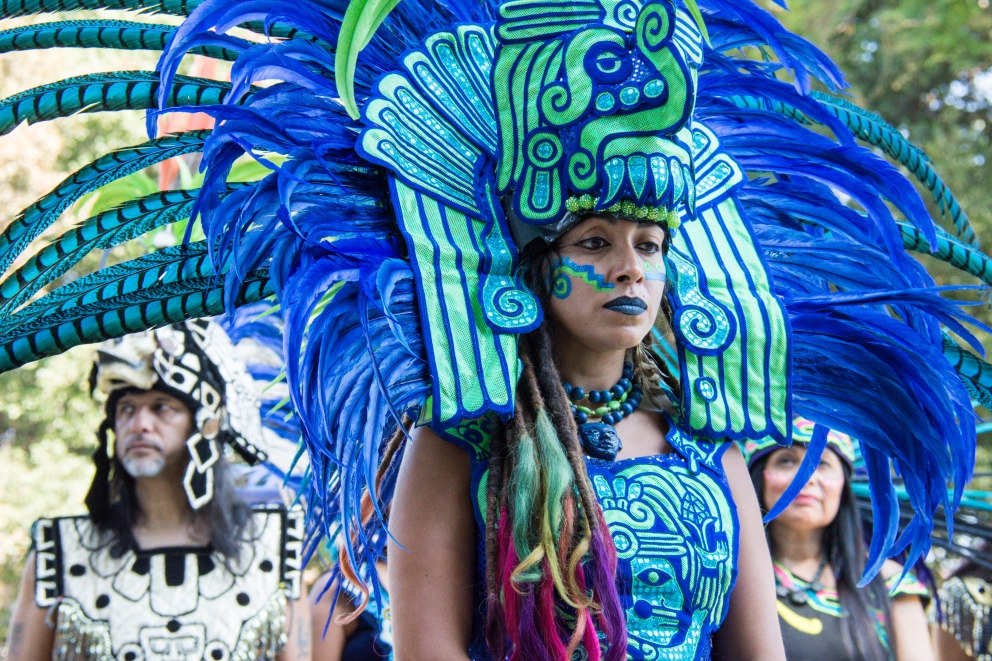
[552,257,615,299]
[644,260,667,281]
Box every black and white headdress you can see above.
[91,319,268,509]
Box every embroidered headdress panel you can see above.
[493,0,701,223]
[358,0,791,442]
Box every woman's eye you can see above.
[576,237,609,250]
[638,242,661,254]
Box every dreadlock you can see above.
[337,417,412,622]
[483,217,676,661]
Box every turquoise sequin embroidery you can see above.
[586,452,738,661]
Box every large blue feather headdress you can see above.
[0,0,988,588]
[349,0,792,446]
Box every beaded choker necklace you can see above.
[563,361,643,461]
[776,558,828,606]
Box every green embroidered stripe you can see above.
[393,181,513,423]
[676,197,789,440]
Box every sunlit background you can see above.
[0,0,990,648]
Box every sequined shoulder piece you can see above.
[934,576,992,661]
[433,411,499,463]
[34,505,304,661]
[664,414,732,476]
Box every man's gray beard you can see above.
[120,453,166,478]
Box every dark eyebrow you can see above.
[117,393,176,407]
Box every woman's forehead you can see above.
[564,214,667,238]
[770,444,842,462]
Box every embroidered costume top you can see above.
[774,563,928,661]
[33,506,304,661]
[460,417,738,661]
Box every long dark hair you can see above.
[85,417,253,561]
[750,453,892,661]
[480,218,677,661]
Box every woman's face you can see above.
[763,445,846,533]
[547,215,667,352]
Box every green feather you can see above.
[509,425,542,581]
[682,0,710,46]
[335,0,403,119]
[533,408,572,538]
[0,20,246,60]
[899,221,992,286]
[0,71,233,137]
[0,130,209,284]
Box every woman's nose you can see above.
[614,243,645,284]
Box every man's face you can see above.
[114,390,195,479]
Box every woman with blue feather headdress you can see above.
[2,0,992,658]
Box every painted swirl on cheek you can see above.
[552,257,615,299]
[644,261,667,281]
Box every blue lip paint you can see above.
[552,257,614,299]
[604,296,648,316]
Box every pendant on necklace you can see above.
[579,422,623,461]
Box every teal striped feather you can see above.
[0,20,246,60]
[0,72,233,137]
[0,0,324,44]
[0,253,272,372]
[812,91,978,248]
[732,93,978,248]
[6,243,215,325]
[0,184,246,316]
[0,189,198,316]
[729,94,812,126]
[943,335,992,411]
[0,130,208,283]
[899,221,992,286]
[1,0,198,18]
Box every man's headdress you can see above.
[90,319,267,509]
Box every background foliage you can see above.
[0,0,991,649]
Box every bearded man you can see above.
[6,319,311,661]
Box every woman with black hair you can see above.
[745,420,933,661]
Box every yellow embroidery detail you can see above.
[777,600,824,635]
